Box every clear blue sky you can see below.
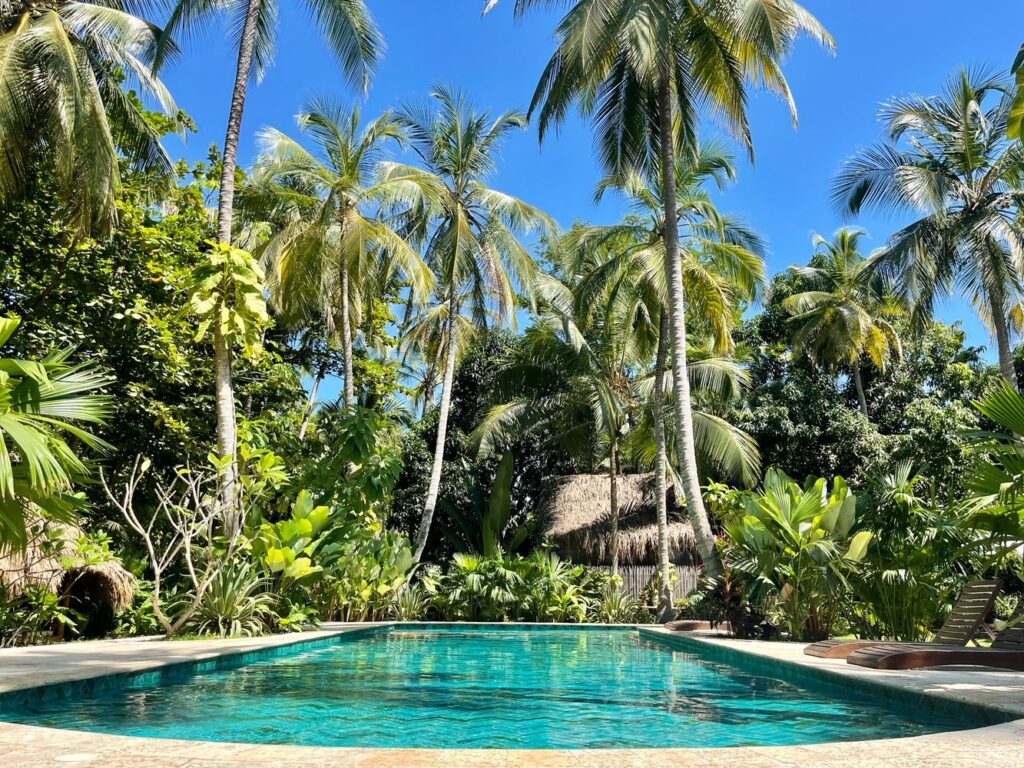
[160,0,1024,376]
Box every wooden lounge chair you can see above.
[803,579,1001,659]
[847,600,1024,671]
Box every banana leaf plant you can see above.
[722,469,873,641]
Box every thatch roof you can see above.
[0,520,136,611]
[539,473,697,566]
[0,519,80,596]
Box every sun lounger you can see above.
[803,579,1001,659]
[846,599,1024,671]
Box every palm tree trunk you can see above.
[852,360,868,417]
[212,0,261,527]
[298,371,322,442]
[657,73,723,578]
[340,264,354,407]
[214,322,239,534]
[609,436,620,577]
[413,291,459,564]
[990,293,1018,387]
[653,309,673,621]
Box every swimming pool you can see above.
[0,625,1005,749]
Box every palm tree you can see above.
[0,0,179,234]
[242,100,435,409]
[0,316,111,549]
[491,0,832,576]
[159,0,382,515]
[784,228,903,417]
[835,68,1024,386]
[398,86,554,564]
[566,141,764,599]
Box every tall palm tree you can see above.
[567,141,764,597]
[784,228,904,417]
[491,0,832,576]
[0,0,179,234]
[398,86,554,564]
[0,316,111,549]
[835,68,1024,386]
[242,100,435,409]
[159,0,382,515]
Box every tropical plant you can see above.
[0,0,179,234]
[495,0,833,578]
[245,101,435,407]
[159,0,382,527]
[962,380,1024,569]
[440,450,526,557]
[422,551,524,621]
[397,86,554,563]
[784,228,904,416]
[0,585,80,647]
[595,584,646,624]
[188,243,269,533]
[722,469,873,641]
[835,68,1024,386]
[849,462,970,641]
[182,562,276,638]
[0,316,111,549]
[390,584,428,621]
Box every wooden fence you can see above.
[598,565,700,603]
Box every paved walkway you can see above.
[0,625,1022,767]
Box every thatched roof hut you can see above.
[539,473,697,566]
[0,520,136,633]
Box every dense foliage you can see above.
[1,2,1022,648]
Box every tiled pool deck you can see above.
[0,623,1022,767]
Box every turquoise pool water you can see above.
[0,627,987,748]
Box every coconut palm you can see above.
[0,0,178,234]
[492,0,832,576]
[784,228,904,417]
[565,140,765,601]
[835,68,1024,386]
[158,0,382,517]
[474,265,759,578]
[398,86,554,564]
[0,317,112,550]
[242,100,435,409]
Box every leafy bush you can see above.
[0,586,80,647]
[417,551,651,624]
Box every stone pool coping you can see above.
[0,623,1021,767]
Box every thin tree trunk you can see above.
[657,73,723,578]
[609,437,620,577]
[340,264,354,407]
[212,0,261,527]
[413,291,459,564]
[214,322,239,534]
[298,372,322,442]
[852,360,868,417]
[990,292,1018,387]
[653,309,673,621]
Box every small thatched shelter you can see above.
[538,473,697,566]
[0,519,136,638]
